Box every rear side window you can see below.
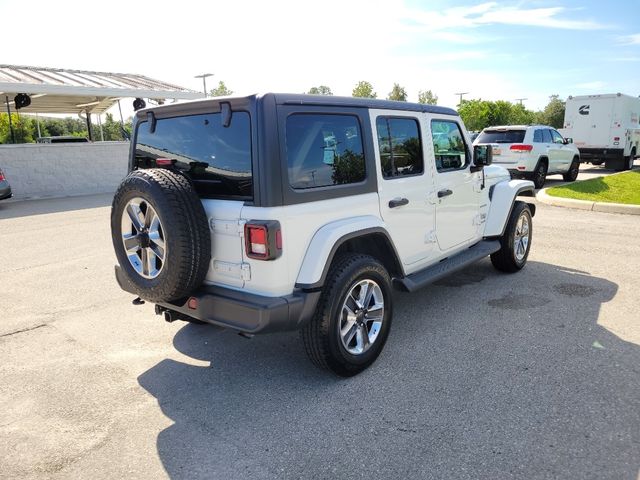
[477,130,526,143]
[135,112,252,199]
[533,130,543,142]
[376,117,423,178]
[286,114,365,189]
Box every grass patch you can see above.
[546,171,640,205]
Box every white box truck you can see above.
[561,93,640,171]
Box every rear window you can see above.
[134,111,252,199]
[286,114,365,189]
[477,129,526,144]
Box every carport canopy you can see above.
[0,64,203,115]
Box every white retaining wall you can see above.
[0,142,130,199]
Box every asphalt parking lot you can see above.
[1,165,639,479]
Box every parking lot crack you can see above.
[0,323,47,338]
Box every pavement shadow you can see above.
[138,260,639,480]
[0,192,112,220]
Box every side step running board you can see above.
[393,240,501,293]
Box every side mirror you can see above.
[473,145,492,168]
[563,137,573,144]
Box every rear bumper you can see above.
[115,265,320,334]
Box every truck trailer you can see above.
[561,93,639,171]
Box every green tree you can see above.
[209,81,233,97]
[488,100,514,126]
[98,113,131,141]
[535,95,565,128]
[387,83,408,101]
[352,81,377,98]
[0,113,37,144]
[308,85,333,95]
[509,103,535,125]
[458,99,492,131]
[458,99,537,131]
[418,90,438,105]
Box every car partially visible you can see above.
[473,125,581,189]
[0,168,12,200]
[36,136,89,144]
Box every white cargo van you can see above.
[561,93,640,171]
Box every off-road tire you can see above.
[491,201,532,273]
[531,160,547,189]
[111,168,211,302]
[562,157,580,182]
[301,254,393,377]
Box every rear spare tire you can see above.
[111,168,211,302]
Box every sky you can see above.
[1,0,639,115]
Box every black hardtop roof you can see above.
[136,92,458,118]
[269,93,458,115]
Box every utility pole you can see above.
[455,92,469,106]
[194,73,214,97]
[515,98,528,105]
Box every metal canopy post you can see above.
[97,114,104,141]
[35,113,42,138]
[5,95,16,144]
[85,110,93,141]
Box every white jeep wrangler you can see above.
[111,94,536,376]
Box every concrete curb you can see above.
[537,189,640,215]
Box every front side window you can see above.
[135,111,252,199]
[376,117,423,178]
[551,129,564,144]
[431,120,468,172]
[286,114,365,189]
[542,129,553,143]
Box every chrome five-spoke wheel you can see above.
[121,197,166,279]
[339,279,384,355]
[513,213,530,262]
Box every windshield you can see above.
[134,111,252,200]
[476,130,526,144]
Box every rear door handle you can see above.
[438,189,453,198]
[389,197,409,208]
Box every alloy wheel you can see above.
[121,197,166,279]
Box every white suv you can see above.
[111,94,536,376]
[474,125,581,188]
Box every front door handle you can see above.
[438,189,453,198]
[389,197,409,208]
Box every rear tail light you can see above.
[510,144,533,152]
[155,158,174,166]
[244,221,282,260]
[0,170,4,181]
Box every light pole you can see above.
[455,92,469,106]
[515,98,528,106]
[194,73,214,97]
